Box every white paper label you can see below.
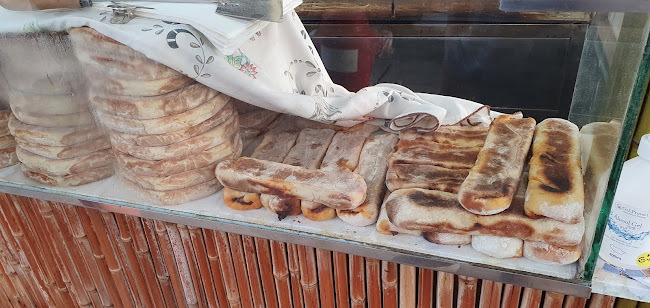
[601,200,650,269]
[320,46,358,73]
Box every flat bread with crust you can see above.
[7,71,86,96]
[121,161,218,191]
[423,232,471,245]
[12,106,94,127]
[0,147,18,169]
[303,130,370,221]
[337,133,398,226]
[471,235,523,258]
[122,177,221,206]
[0,135,15,149]
[525,118,584,224]
[17,147,114,176]
[458,115,536,215]
[523,241,581,265]
[8,114,103,146]
[111,115,238,160]
[223,129,298,211]
[21,164,113,186]
[386,164,469,193]
[97,93,231,135]
[10,91,88,115]
[400,126,488,148]
[16,136,110,159]
[216,157,366,210]
[0,110,11,127]
[91,82,218,120]
[377,197,422,236]
[117,134,241,177]
[89,74,193,97]
[109,103,235,147]
[385,188,584,247]
[388,141,480,169]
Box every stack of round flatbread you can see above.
[0,110,18,169]
[69,27,242,205]
[0,32,115,186]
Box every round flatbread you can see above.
[21,164,114,187]
[116,135,241,177]
[7,71,86,96]
[89,73,193,97]
[122,177,221,206]
[0,147,18,169]
[0,135,16,149]
[121,161,218,191]
[8,114,103,146]
[9,90,88,115]
[76,51,183,81]
[96,93,231,135]
[111,115,238,160]
[11,106,94,127]
[91,82,218,120]
[17,147,114,176]
[16,136,111,159]
[109,103,235,147]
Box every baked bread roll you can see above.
[377,197,422,236]
[337,133,398,226]
[216,157,367,210]
[122,177,221,206]
[303,130,369,221]
[471,235,523,258]
[260,128,335,219]
[111,114,238,160]
[386,164,469,193]
[16,136,110,159]
[525,119,584,224]
[223,129,298,211]
[399,125,488,148]
[117,134,241,177]
[522,241,581,265]
[385,188,584,247]
[8,115,103,146]
[91,82,218,120]
[17,147,114,176]
[458,115,536,215]
[21,164,113,187]
[423,232,471,245]
[388,141,480,169]
[96,93,231,135]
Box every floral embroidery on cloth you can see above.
[225,49,259,79]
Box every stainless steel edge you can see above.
[0,182,592,298]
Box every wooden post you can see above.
[365,258,381,308]
[381,261,398,308]
[334,251,350,308]
[520,288,543,308]
[255,237,279,308]
[501,284,522,308]
[399,265,416,308]
[418,268,435,308]
[270,240,292,308]
[436,271,454,308]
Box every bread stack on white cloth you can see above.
[378,116,586,265]
[69,27,242,205]
[0,32,113,186]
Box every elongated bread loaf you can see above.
[303,130,369,221]
[16,136,110,159]
[118,135,241,177]
[337,133,398,226]
[458,115,536,215]
[91,82,218,120]
[261,128,335,218]
[399,126,488,148]
[388,141,480,169]
[8,114,103,146]
[423,232,471,245]
[111,115,238,160]
[96,93,231,135]
[223,129,298,211]
[525,119,584,224]
[109,103,234,147]
[216,157,367,210]
[471,235,523,258]
[377,193,422,236]
[386,164,469,193]
[385,188,584,247]
[523,241,581,265]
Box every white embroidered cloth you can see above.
[0,5,504,130]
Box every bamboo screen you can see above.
[0,193,620,307]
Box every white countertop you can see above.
[592,258,650,302]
